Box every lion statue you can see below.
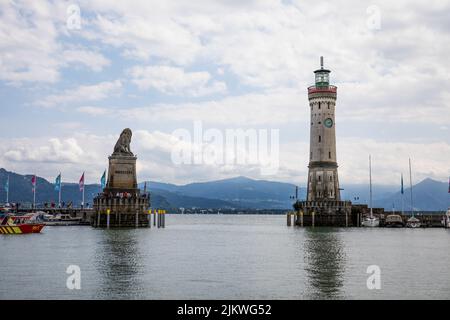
[113,128,133,155]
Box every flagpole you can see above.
[59,173,62,208]
[33,174,36,210]
[82,172,85,208]
[409,158,414,217]
[369,155,373,218]
[401,173,404,215]
[6,176,9,204]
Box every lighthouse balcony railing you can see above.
[308,85,337,94]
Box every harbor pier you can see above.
[287,204,448,228]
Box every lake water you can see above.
[1,214,450,299]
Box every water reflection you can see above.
[302,228,346,299]
[94,229,145,299]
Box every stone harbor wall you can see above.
[92,194,150,227]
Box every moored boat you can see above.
[361,155,379,227]
[385,214,404,228]
[406,216,421,228]
[0,213,45,234]
[39,213,83,226]
[443,208,450,229]
[406,159,420,228]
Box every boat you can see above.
[406,216,421,228]
[406,158,421,228]
[443,208,450,229]
[39,213,83,226]
[362,155,379,227]
[0,213,45,234]
[384,214,404,228]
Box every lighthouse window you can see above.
[318,121,321,124]
[328,103,330,109]
[319,135,321,143]
[318,103,321,110]
[329,175,332,181]
[329,151,331,159]
[318,175,321,182]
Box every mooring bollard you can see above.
[148,210,151,228]
[162,210,165,228]
[345,211,348,227]
[97,209,101,227]
[135,209,139,228]
[106,209,110,229]
[157,209,161,228]
[312,211,315,227]
[153,209,156,226]
[287,212,292,226]
[300,210,304,227]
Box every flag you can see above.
[100,170,106,189]
[31,174,36,191]
[4,176,8,192]
[401,173,404,194]
[54,173,61,192]
[79,172,85,192]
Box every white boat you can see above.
[40,213,83,226]
[362,155,379,227]
[443,208,450,228]
[406,216,421,228]
[406,158,421,228]
[385,214,404,228]
[362,216,379,227]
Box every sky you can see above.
[0,0,449,186]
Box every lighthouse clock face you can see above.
[324,118,333,128]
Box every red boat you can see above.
[0,213,45,234]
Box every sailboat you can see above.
[362,155,379,227]
[406,158,421,228]
[444,208,450,229]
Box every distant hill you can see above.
[140,176,300,209]
[1,168,448,210]
[374,178,449,211]
[0,168,102,207]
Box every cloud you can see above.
[62,49,110,72]
[76,106,109,116]
[80,88,307,126]
[0,1,61,83]
[2,138,84,164]
[1,129,447,186]
[0,2,111,84]
[1,0,449,186]
[36,80,122,108]
[128,65,227,97]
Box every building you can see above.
[293,57,353,226]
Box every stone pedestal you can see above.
[92,195,150,228]
[92,153,150,228]
[105,155,138,192]
[293,200,353,227]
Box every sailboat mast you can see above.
[369,155,373,218]
[409,158,414,217]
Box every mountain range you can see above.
[0,168,448,211]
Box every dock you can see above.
[287,204,448,228]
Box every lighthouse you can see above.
[306,57,340,202]
[292,57,352,227]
